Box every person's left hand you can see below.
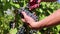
[29,0,41,10]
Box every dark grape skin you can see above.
[16,27,25,34]
[10,21,13,28]
[18,7,38,22]
[9,21,15,28]
[17,27,37,34]
[29,30,37,34]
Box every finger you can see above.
[21,11,35,24]
[30,0,33,2]
[29,25,32,28]
[21,11,29,19]
[21,11,28,17]
[29,4,39,10]
[38,0,41,3]
[21,19,26,22]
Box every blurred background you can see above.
[0,0,60,34]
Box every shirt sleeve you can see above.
[57,0,60,3]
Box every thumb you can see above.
[21,11,27,16]
[21,19,26,22]
[21,11,28,19]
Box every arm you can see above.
[21,9,60,29]
[38,9,60,28]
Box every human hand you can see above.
[29,0,41,10]
[21,11,40,29]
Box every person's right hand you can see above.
[21,11,41,29]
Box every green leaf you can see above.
[56,25,60,31]
[9,28,17,34]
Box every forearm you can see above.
[38,9,60,28]
[41,0,57,2]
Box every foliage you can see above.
[0,0,60,34]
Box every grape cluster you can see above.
[17,26,38,34]
[18,7,38,22]
[17,27,25,34]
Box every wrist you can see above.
[38,20,46,29]
[38,17,50,28]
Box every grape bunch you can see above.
[17,26,38,34]
[16,27,25,34]
[17,7,38,22]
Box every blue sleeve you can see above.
[57,0,60,3]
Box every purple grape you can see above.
[18,7,38,22]
[16,27,25,34]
